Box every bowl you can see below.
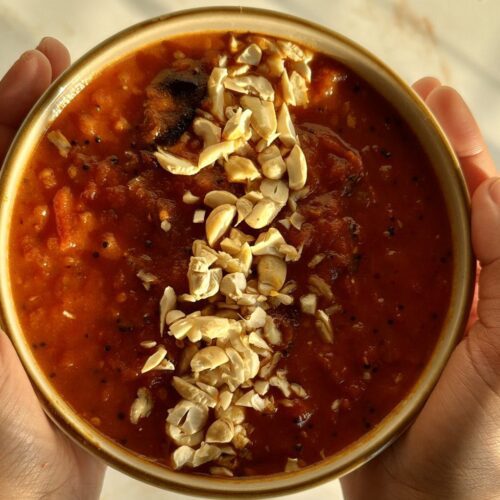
[0,7,474,498]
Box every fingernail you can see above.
[488,177,500,205]
[12,50,40,89]
[37,37,50,51]
[18,50,39,71]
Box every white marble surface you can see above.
[1,1,499,499]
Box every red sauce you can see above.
[9,32,452,476]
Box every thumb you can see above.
[472,177,500,267]
[466,177,500,386]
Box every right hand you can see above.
[341,78,500,500]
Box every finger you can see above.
[36,37,71,80]
[0,124,15,161]
[412,76,441,101]
[0,49,52,128]
[425,86,496,194]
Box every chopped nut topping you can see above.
[205,204,237,247]
[235,197,254,226]
[222,108,252,141]
[254,379,270,395]
[308,275,334,301]
[183,190,201,205]
[331,399,342,413]
[300,293,317,315]
[229,34,242,53]
[279,243,302,262]
[191,346,229,372]
[172,445,195,469]
[285,144,308,190]
[193,117,222,148]
[225,156,261,183]
[278,218,291,230]
[140,340,157,349]
[248,331,271,351]
[240,96,277,141]
[206,418,235,443]
[289,211,305,230]
[166,309,185,325]
[167,424,204,447]
[193,209,206,224]
[204,190,238,208]
[156,359,175,371]
[172,376,217,408]
[198,139,240,168]
[167,400,209,435]
[264,315,282,345]
[161,220,172,232]
[137,270,159,291]
[266,52,285,77]
[270,369,292,397]
[245,198,281,229]
[292,60,312,82]
[228,64,250,77]
[47,130,72,158]
[224,75,275,101]
[251,227,286,256]
[284,457,301,472]
[280,70,296,107]
[145,35,320,471]
[277,40,305,61]
[315,309,334,343]
[220,272,247,299]
[235,390,269,412]
[169,315,242,342]
[259,351,282,379]
[207,67,228,121]
[210,466,234,477]
[291,383,308,398]
[141,345,168,373]
[185,258,222,301]
[192,443,222,467]
[245,306,267,330]
[155,148,202,176]
[260,179,289,205]
[308,253,326,268]
[258,255,287,295]
[236,43,262,65]
[130,388,153,424]
[288,186,310,211]
[289,71,309,106]
[277,103,297,147]
[258,145,287,180]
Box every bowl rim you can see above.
[0,6,474,497]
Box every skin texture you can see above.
[0,44,497,499]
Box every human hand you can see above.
[341,78,500,500]
[0,38,105,500]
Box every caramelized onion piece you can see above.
[142,66,208,146]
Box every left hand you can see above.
[0,38,105,500]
